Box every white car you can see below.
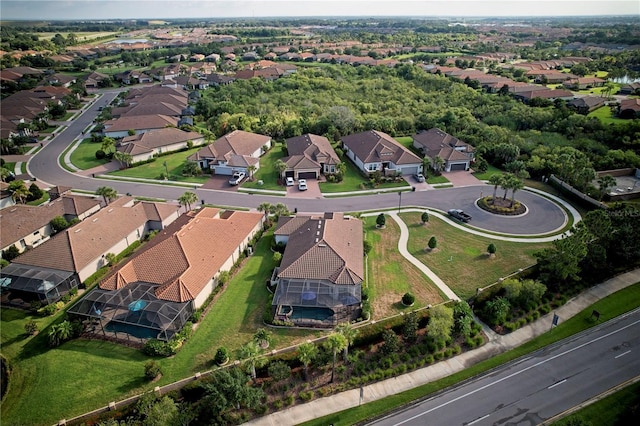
[298,179,308,191]
[286,177,295,186]
[229,172,245,185]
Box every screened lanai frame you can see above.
[0,264,77,305]
[67,281,193,342]
[272,278,361,309]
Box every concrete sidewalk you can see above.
[247,269,640,426]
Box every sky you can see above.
[1,0,638,21]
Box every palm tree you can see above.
[247,164,257,181]
[100,136,116,154]
[239,341,263,383]
[297,342,318,382]
[257,202,272,219]
[431,156,445,174]
[8,180,29,204]
[597,175,617,200]
[501,173,513,201]
[510,177,525,207]
[488,174,503,204]
[324,333,347,383]
[253,328,272,349]
[275,159,287,181]
[178,191,198,212]
[113,151,133,169]
[270,203,290,219]
[95,186,117,205]
[335,323,359,362]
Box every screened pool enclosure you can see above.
[67,281,193,342]
[0,264,78,305]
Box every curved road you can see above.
[369,308,640,426]
[28,91,567,236]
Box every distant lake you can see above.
[613,76,640,84]
[113,38,148,44]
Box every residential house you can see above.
[562,77,606,90]
[341,130,423,176]
[83,71,110,89]
[567,96,606,114]
[271,212,364,327]
[188,130,271,176]
[281,134,341,180]
[619,98,640,119]
[116,127,205,163]
[103,115,179,138]
[67,208,264,342]
[0,197,179,305]
[1,194,101,256]
[412,128,475,172]
[513,88,574,103]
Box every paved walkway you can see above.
[248,269,640,426]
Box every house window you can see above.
[367,164,377,171]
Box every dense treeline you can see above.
[195,64,640,174]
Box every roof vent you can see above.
[74,229,82,233]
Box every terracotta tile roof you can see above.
[342,130,421,166]
[276,212,364,285]
[100,208,264,303]
[10,199,174,274]
[103,114,178,133]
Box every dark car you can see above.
[448,209,472,223]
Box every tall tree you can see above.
[100,136,116,154]
[113,151,133,169]
[297,342,318,381]
[324,333,347,383]
[275,159,287,180]
[335,322,359,362]
[178,191,198,212]
[488,174,504,204]
[510,176,525,207]
[95,186,117,205]
[247,164,257,181]
[8,180,29,204]
[239,341,264,383]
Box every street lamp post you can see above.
[398,191,402,213]
[163,161,169,180]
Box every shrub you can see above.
[144,360,162,380]
[95,149,106,159]
[428,236,437,249]
[191,310,203,323]
[401,292,415,306]
[268,361,291,382]
[24,320,39,335]
[376,213,386,228]
[273,399,283,410]
[214,347,229,365]
[142,339,176,357]
[69,287,78,297]
[285,395,295,406]
[29,300,42,312]
[42,303,58,316]
[299,391,314,402]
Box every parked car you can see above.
[414,173,425,183]
[286,177,295,186]
[298,179,308,191]
[448,209,472,223]
[229,172,246,185]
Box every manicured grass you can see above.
[69,138,111,170]
[472,164,503,181]
[109,148,210,184]
[319,158,410,193]
[588,105,628,125]
[395,136,414,150]
[426,174,449,184]
[242,144,286,190]
[401,212,549,299]
[0,226,319,425]
[554,381,640,426]
[301,282,640,426]
[364,216,445,319]
[26,191,50,206]
[3,163,16,173]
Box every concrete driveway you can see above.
[201,175,241,191]
[286,178,322,199]
[445,170,483,187]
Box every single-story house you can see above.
[271,212,363,327]
[567,96,606,114]
[562,77,606,90]
[187,130,271,176]
[1,194,101,257]
[412,128,475,172]
[341,130,423,176]
[618,98,640,119]
[67,208,264,342]
[281,134,341,180]
[116,127,205,163]
[0,197,179,306]
[103,114,179,139]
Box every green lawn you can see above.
[364,216,445,318]
[69,138,111,170]
[0,226,319,425]
[401,212,549,299]
[473,164,503,181]
[242,144,286,190]
[319,157,410,193]
[26,191,50,206]
[554,381,640,426]
[588,105,628,125]
[426,174,449,184]
[109,148,210,184]
[303,282,640,426]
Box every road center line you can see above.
[548,379,567,389]
[393,318,640,426]
[467,414,490,425]
[615,350,631,359]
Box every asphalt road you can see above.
[368,308,640,426]
[27,90,566,236]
